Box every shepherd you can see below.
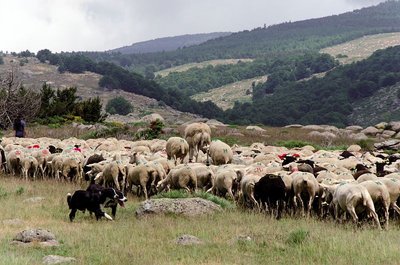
[13,115,26,138]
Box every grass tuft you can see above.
[286,229,309,246]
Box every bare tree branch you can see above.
[0,66,41,129]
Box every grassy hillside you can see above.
[0,56,199,124]
[321,32,400,64]
[155,59,253,77]
[191,76,267,110]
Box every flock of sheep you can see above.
[1,122,400,229]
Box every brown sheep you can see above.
[184,122,211,163]
[166,137,189,165]
[156,166,197,193]
[125,164,157,200]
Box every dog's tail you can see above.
[67,193,72,209]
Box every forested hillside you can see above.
[224,46,400,127]
[83,1,400,72]
[109,32,231,54]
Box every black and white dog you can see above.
[67,184,127,222]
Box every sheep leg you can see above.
[391,202,400,215]
[306,196,314,218]
[295,194,305,217]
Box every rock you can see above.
[375,122,389,130]
[362,126,381,136]
[176,234,203,245]
[322,125,339,133]
[374,139,400,150]
[347,145,362,152]
[140,113,164,124]
[227,132,244,137]
[382,130,396,138]
[302,125,324,131]
[23,197,45,203]
[2,218,24,226]
[284,124,303,128]
[389,121,400,132]
[12,228,59,247]
[206,119,227,127]
[301,145,316,152]
[349,133,368,141]
[308,131,336,139]
[395,132,400,139]
[236,235,252,242]
[320,131,337,139]
[135,198,222,218]
[345,125,363,131]
[42,255,76,264]
[246,126,266,132]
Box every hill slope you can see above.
[109,32,231,54]
[84,1,400,71]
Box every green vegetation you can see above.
[134,119,165,140]
[38,84,105,125]
[105,96,133,115]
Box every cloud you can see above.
[0,0,385,53]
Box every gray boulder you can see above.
[135,198,222,218]
[42,255,76,264]
[12,228,59,247]
[345,125,363,131]
[389,121,400,132]
[176,235,204,245]
[362,126,381,136]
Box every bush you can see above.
[276,140,312,149]
[106,96,133,115]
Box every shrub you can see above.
[276,140,312,149]
[106,96,133,115]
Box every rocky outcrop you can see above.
[135,198,222,218]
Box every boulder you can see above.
[246,126,266,132]
[382,130,397,138]
[176,235,203,245]
[395,132,400,139]
[375,122,389,130]
[284,124,303,128]
[322,125,339,132]
[135,198,222,218]
[362,126,381,136]
[345,125,363,132]
[347,144,362,152]
[389,121,400,132]
[303,125,324,131]
[140,113,164,124]
[42,255,76,265]
[12,229,59,247]
[349,133,368,141]
[206,119,227,127]
[374,139,400,150]
[23,197,45,203]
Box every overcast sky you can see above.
[0,0,384,53]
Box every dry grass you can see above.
[321,32,400,64]
[155,59,254,78]
[191,76,267,110]
[0,176,400,265]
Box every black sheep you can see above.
[353,164,371,180]
[254,174,286,219]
